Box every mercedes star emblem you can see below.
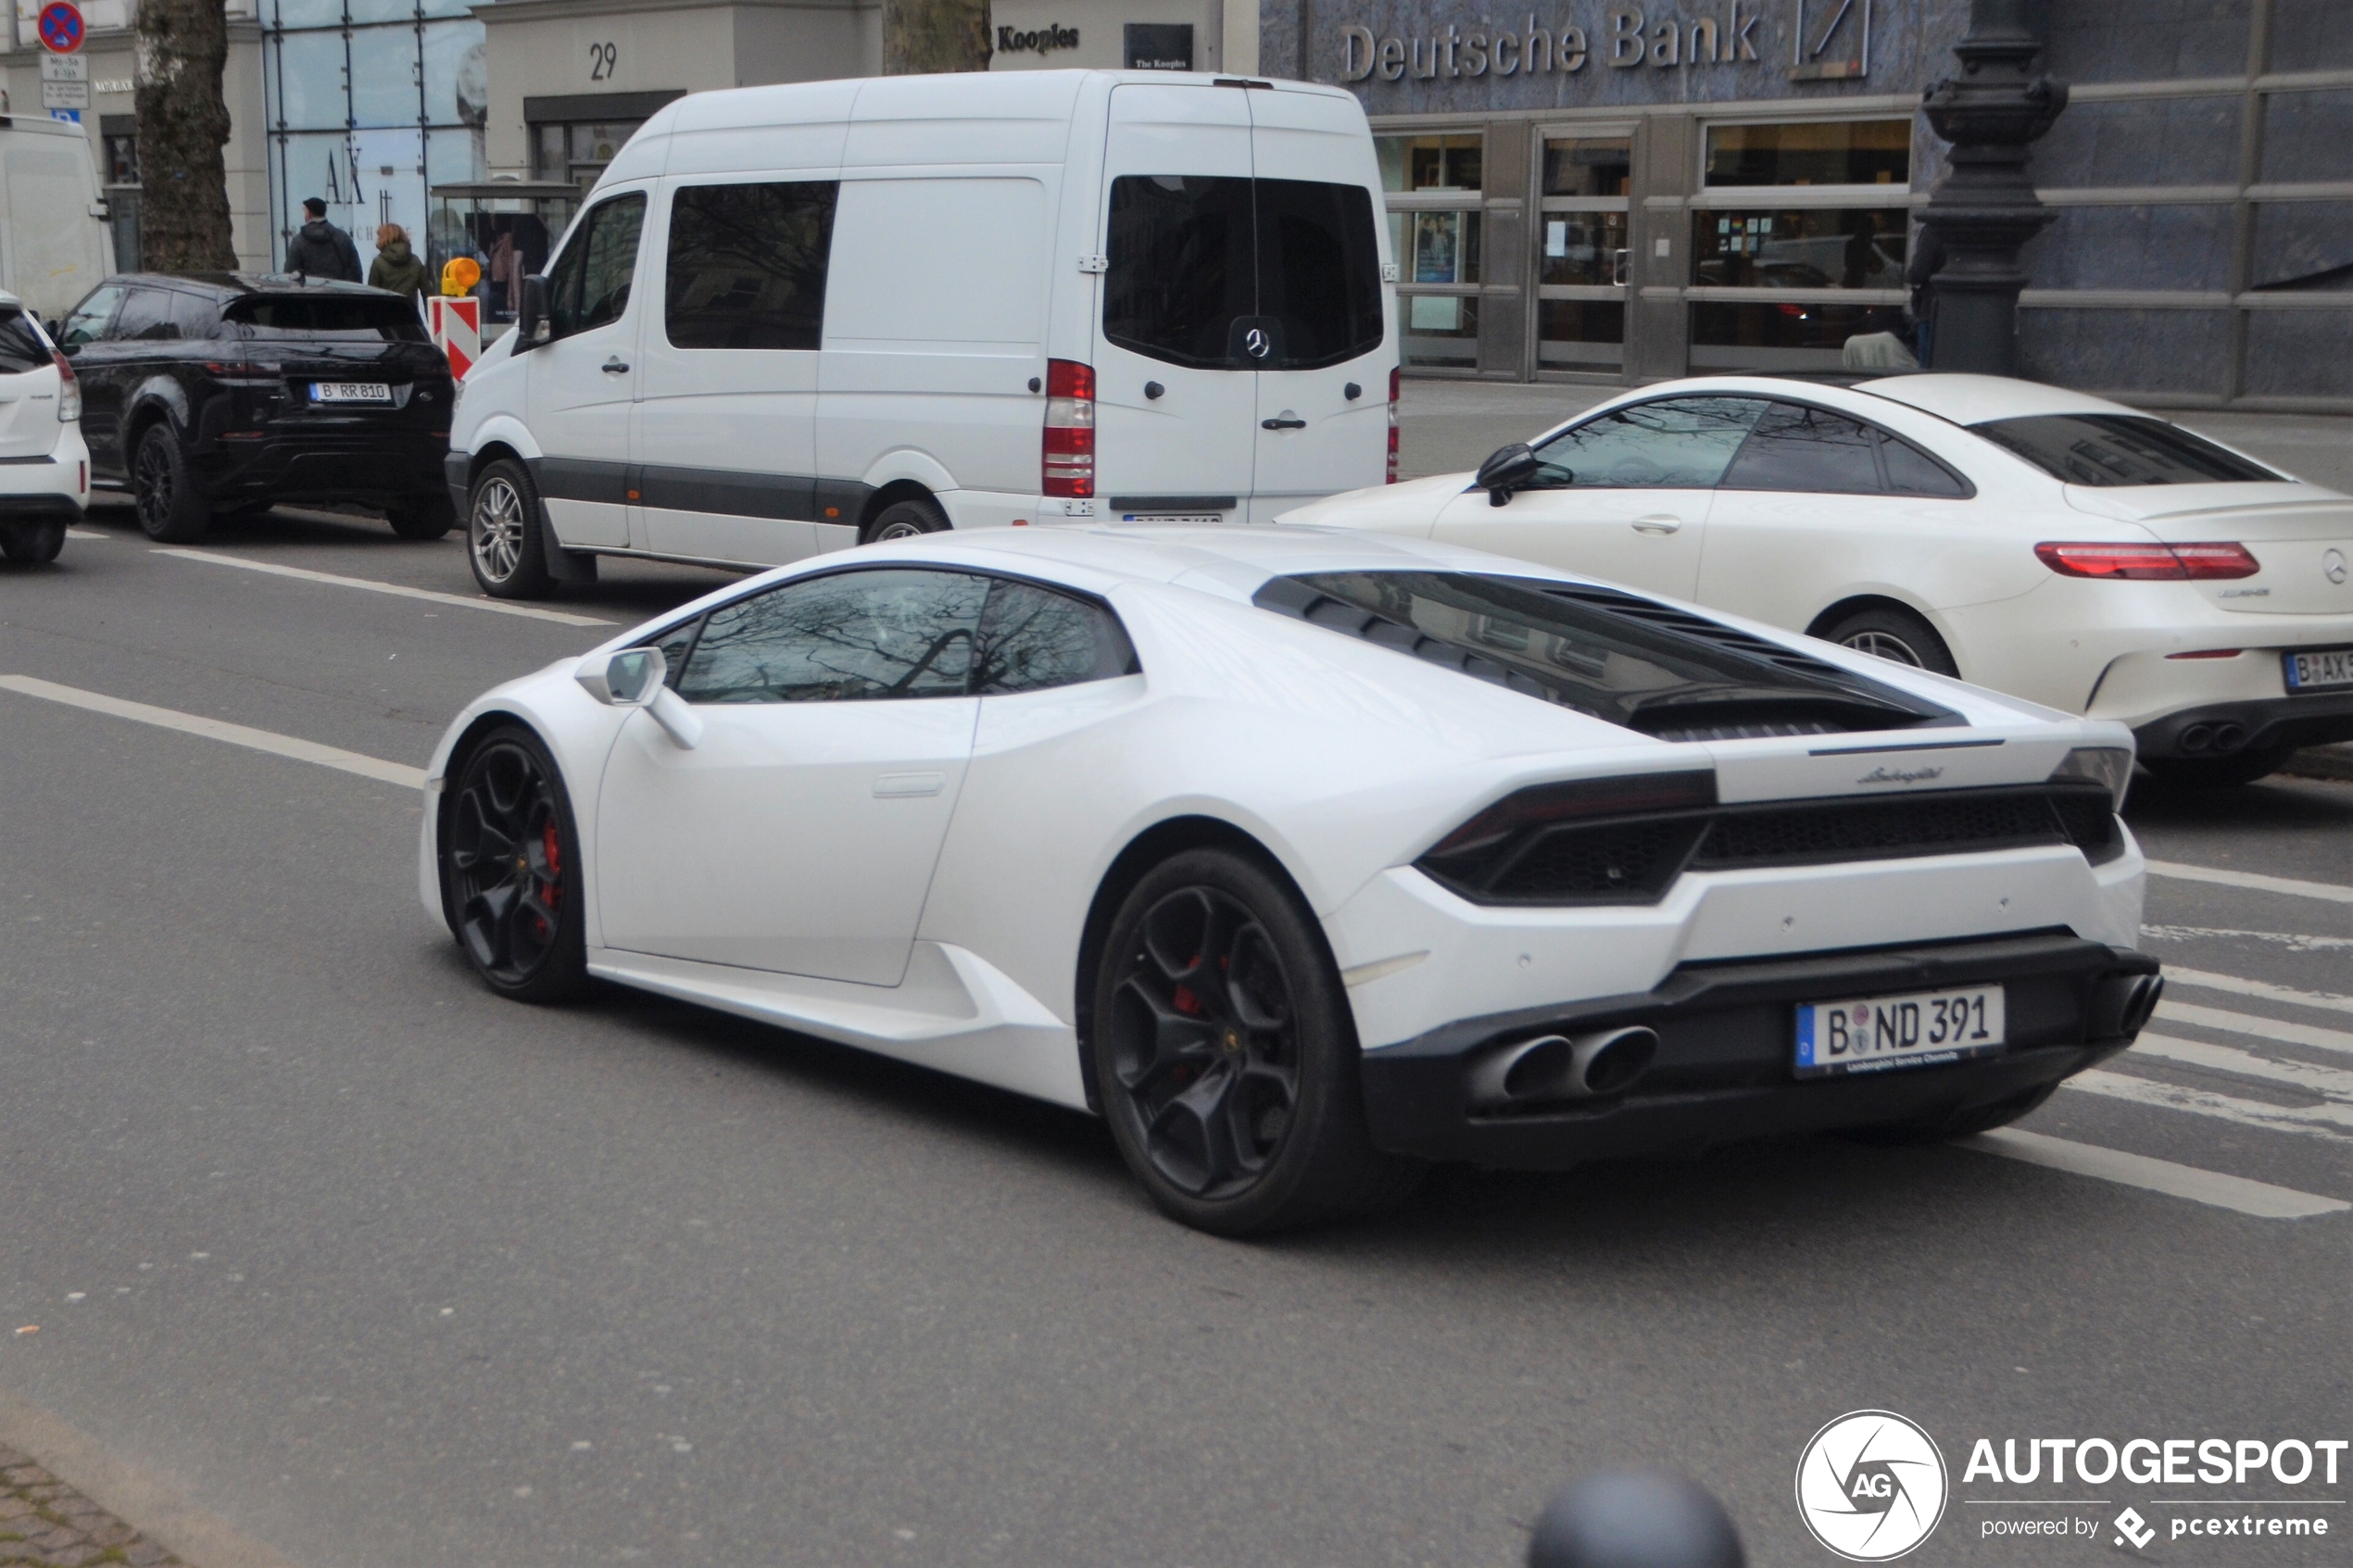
[1244,327,1270,359]
[2325,548,2347,585]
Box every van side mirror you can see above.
[1476,442,1546,507]
[516,274,550,349]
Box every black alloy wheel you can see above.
[132,424,211,543]
[1092,849,1422,1235]
[387,494,458,540]
[442,728,586,1001]
[1821,604,1958,678]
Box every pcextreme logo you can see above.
[1795,1410,1950,1561]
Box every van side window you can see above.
[664,181,839,351]
[547,192,647,339]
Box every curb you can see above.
[2282,744,2353,783]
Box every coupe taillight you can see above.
[50,350,79,421]
[1386,366,1401,484]
[2034,541,2259,580]
[1042,358,1094,498]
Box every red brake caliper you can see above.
[541,822,562,909]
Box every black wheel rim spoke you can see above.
[446,741,564,985]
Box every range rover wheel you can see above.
[0,520,66,564]
[439,725,587,1003]
[863,495,950,545]
[1820,604,1958,677]
[132,424,211,544]
[388,494,458,540]
[468,458,555,599]
[1090,848,1423,1236]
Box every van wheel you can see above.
[132,424,211,543]
[0,521,66,564]
[468,459,555,599]
[864,495,949,545]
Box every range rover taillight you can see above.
[1042,358,1094,498]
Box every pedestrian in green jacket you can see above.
[368,224,429,301]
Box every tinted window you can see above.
[548,193,646,339]
[1529,397,1768,489]
[1879,433,1969,497]
[972,580,1139,695]
[1972,414,2280,486]
[1720,402,1881,493]
[223,296,430,341]
[0,310,47,374]
[169,292,220,339]
[1104,174,1383,370]
[58,285,124,347]
[114,289,176,341]
[665,181,838,351]
[676,570,992,704]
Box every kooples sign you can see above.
[1340,5,1763,82]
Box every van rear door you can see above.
[1242,87,1390,523]
[1094,83,1260,520]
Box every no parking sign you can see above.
[38,1,85,53]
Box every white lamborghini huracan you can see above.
[422,526,2160,1234]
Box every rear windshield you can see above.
[0,309,48,374]
[1104,175,1383,370]
[1972,414,2280,486]
[223,296,430,342]
[1253,571,1949,740]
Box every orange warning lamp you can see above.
[441,257,482,297]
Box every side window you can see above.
[1877,431,1971,497]
[1528,396,1768,489]
[548,192,647,339]
[664,181,839,351]
[675,569,992,705]
[644,615,705,690]
[113,289,177,342]
[0,309,48,374]
[59,285,125,346]
[1719,402,1881,494]
[972,580,1140,696]
[169,292,220,340]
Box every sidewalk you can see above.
[0,1445,182,1567]
[1391,377,2353,784]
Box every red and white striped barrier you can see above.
[428,295,482,381]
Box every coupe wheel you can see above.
[1820,604,1958,677]
[132,424,211,543]
[863,495,949,545]
[441,728,586,1001]
[468,458,555,599]
[1091,849,1422,1235]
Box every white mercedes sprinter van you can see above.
[445,69,1399,597]
[0,115,114,324]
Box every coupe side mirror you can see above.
[575,647,702,749]
[1476,442,1547,507]
[516,274,551,349]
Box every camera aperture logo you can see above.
[1796,1410,1950,1561]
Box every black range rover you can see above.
[56,273,456,543]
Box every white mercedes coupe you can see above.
[1280,374,2353,788]
[422,526,2159,1235]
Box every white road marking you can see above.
[2155,999,2353,1060]
[63,527,107,539]
[2063,1068,2353,1143]
[0,675,425,789]
[2145,859,2353,905]
[2144,923,2353,952]
[150,547,616,627]
[2165,966,2353,1018]
[1963,1128,2347,1218]
[2130,1032,2353,1098]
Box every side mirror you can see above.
[516,274,550,349]
[574,646,702,749]
[1476,442,1546,508]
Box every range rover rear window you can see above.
[1253,571,1956,740]
[1972,414,2280,486]
[224,296,431,342]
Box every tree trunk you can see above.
[134,0,237,270]
[882,0,992,73]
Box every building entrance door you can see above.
[1529,126,1632,380]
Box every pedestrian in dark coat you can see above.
[368,223,428,301]
[283,197,361,282]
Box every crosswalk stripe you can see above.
[2130,1033,2353,1099]
[1962,1128,2348,1219]
[2164,967,2353,1019]
[2155,1000,2353,1059]
[2145,859,2353,905]
[2064,1068,2353,1143]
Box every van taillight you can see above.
[1386,366,1400,484]
[1043,358,1095,498]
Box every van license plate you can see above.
[1121,513,1223,525]
[2284,646,2353,693]
[1793,985,2006,1078]
[312,382,391,404]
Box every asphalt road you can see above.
[0,500,2347,1568]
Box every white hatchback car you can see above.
[1282,374,2353,787]
[0,291,88,564]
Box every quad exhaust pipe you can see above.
[1467,1025,1659,1110]
[2175,721,2246,755]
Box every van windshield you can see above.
[1104,175,1383,370]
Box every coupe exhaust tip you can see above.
[1467,1026,1660,1110]
[2091,972,2164,1040]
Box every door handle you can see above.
[602,358,630,374]
[1261,417,1306,431]
[1630,514,1683,534]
